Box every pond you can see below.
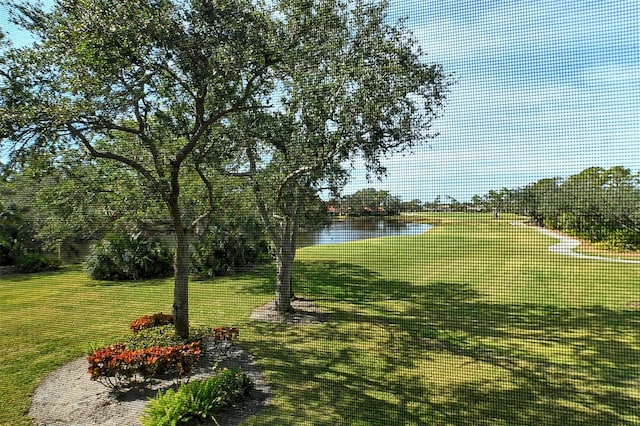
[298,218,432,248]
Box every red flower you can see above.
[130,312,174,333]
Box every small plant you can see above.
[213,326,239,342]
[130,312,174,333]
[212,326,240,358]
[140,368,253,425]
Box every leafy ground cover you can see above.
[2,213,639,425]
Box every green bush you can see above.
[84,233,174,280]
[0,205,32,266]
[141,368,253,425]
[0,240,13,266]
[124,324,213,351]
[595,229,640,251]
[14,252,62,273]
[190,230,271,279]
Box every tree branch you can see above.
[276,165,314,206]
[158,62,198,100]
[188,161,214,233]
[91,119,140,135]
[65,123,158,185]
[244,144,279,248]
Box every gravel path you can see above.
[513,222,640,264]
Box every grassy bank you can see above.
[2,213,639,425]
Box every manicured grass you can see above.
[2,213,639,425]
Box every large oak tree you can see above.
[218,0,451,312]
[0,0,281,337]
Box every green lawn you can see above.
[2,213,639,425]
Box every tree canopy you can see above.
[1,0,283,337]
[1,0,451,323]
[215,0,450,312]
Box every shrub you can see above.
[125,325,213,351]
[130,312,174,333]
[87,341,202,390]
[213,326,239,342]
[14,252,62,273]
[0,205,33,266]
[0,240,13,266]
[141,368,253,425]
[596,229,640,251]
[84,233,173,280]
[190,229,271,279]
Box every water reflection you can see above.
[298,218,432,248]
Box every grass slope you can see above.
[1,213,639,425]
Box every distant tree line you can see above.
[330,188,480,216]
[475,166,640,250]
[330,188,403,216]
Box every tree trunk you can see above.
[250,181,300,313]
[168,199,190,339]
[275,234,296,313]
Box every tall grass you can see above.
[1,213,639,425]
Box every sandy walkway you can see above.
[513,222,640,264]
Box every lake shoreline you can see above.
[298,217,432,248]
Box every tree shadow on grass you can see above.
[246,259,640,425]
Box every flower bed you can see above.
[87,341,201,390]
[88,312,240,391]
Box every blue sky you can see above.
[345,0,640,201]
[2,1,639,202]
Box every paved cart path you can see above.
[512,222,640,264]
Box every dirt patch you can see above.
[627,301,640,308]
[29,339,271,426]
[250,297,326,324]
